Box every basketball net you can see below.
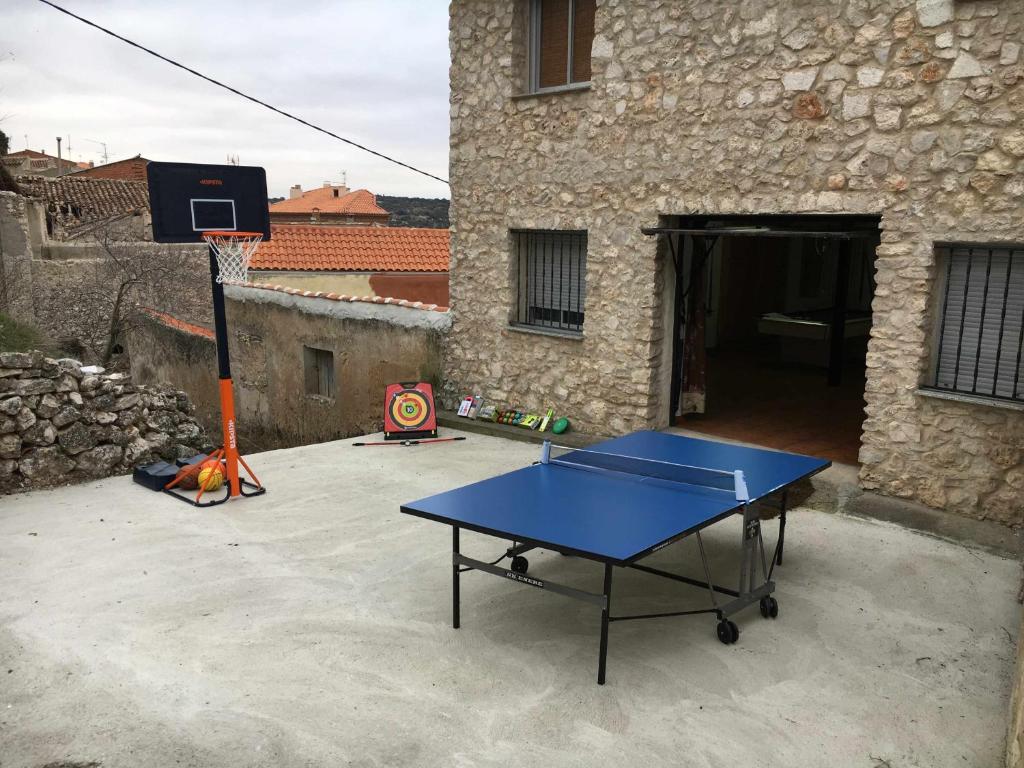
[203,231,263,283]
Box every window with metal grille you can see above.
[529,0,596,92]
[303,346,336,399]
[929,243,1024,403]
[513,229,586,334]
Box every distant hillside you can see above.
[377,196,449,229]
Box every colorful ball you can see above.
[197,460,224,491]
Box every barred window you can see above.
[512,229,586,334]
[930,244,1024,402]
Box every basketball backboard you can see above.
[147,161,272,243]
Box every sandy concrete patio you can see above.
[0,429,1019,767]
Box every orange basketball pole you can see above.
[202,234,264,502]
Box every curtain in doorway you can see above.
[678,238,708,415]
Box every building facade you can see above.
[446,0,1024,524]
[74,156,151,183]
[2,149,88,178]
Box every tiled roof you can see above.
[250,224,449,272]
[16,175,149,236]
[269,187,389,217]
[241,281,449,312]
[140,308,216,340]
[4,149,58,160]
[2,150,81,172]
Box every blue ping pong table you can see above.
[400,430,830,684]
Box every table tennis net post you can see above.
[541,441,749,503]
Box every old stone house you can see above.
[445,0,1024,524]
[16,175,151,241]
[1,149,89,178]
[269,184,391,226]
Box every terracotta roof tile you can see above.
[140,307,216,339]
[269,187,389,217]
[250,224,449,272]
[239,282,449,312]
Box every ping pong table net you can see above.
[543,443,749,503]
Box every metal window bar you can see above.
[951,249,973,390]
[932,244,1024,402]
[971,250,994,393]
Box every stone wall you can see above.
[0,189,209,360]
[29,242,210,360]
[129,285,451,452]
[0,350,210,493]
[446,0,1024,523]
[0,192,39,323]
[128,311,220,438]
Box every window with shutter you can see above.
[530,0,596,92]
[929,244,1024,402]
[512,230,587,334]
[303,346,336,399]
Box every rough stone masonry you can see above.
[0,351,210,493]
[445,0,1024,524]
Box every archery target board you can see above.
[384,382,437,440]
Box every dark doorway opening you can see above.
[645,214,881,466]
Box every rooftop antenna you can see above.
[341,169,347,186]
[83,138,109,164]
[227,153,239,166]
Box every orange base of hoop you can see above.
[162,447,265,507]
[161,378,266,508]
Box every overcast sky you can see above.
[1,0,451,199]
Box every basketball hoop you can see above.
[202,231,263,283]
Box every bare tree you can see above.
[74,223,201,365]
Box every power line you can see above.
[36,0,450,186]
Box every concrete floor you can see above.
[0,430,1019,768]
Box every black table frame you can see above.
[440,489,794,685]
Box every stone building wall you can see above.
[446,0,1024,523]
[128,311,220,438]
[0,350,210,493]
[129,285,451,452]
[29,243,209,358]
[0,189,209,360]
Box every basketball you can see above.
[197,460,224,491]
[176,468,199,491]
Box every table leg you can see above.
[597,563,613,685]
[453,526,461,629]
[777,491,788,566]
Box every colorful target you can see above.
[383,382,438,440]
